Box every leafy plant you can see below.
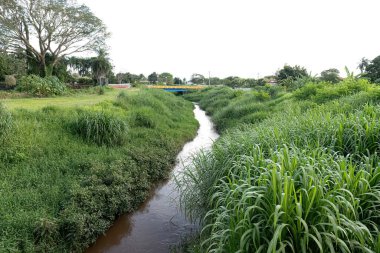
[17,75,66,96]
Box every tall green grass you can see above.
[0,89,198,252]
[71,110,128,146]
[0,103,12,140]
[181,80,380,252]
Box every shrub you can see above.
[253,91,270,101]
[17,75,66,96]
[4,75,16,88]
[293,82,323,100]
[77,77,94,85]
[71,110,128,146]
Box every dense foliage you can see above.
[181,80,380,253]
[0,53,26,81]
[362,55,380,83]
[16,75,67,96]
[0,89,198,252]
[0,0,108,77]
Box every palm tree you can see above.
[358,57,369,74]
[92,49,112,85]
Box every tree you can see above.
[320,68,341,83]
[91,49,112,85]
[190,73,205,84]
[361,56,380,83]
[0,0,109,77]
[223,76,241,88]
[208,77,221,85]
[276,65,308,83]
[173,77,182,85]
[68,57,93,77]
[148,72,158,84]
[358,57,370,74]
[158,72,173,85]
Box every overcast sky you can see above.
[79,0,380,79]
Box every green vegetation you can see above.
[0,89,198,252]
[0,87,123,110]
[70,110,128,146]
[181,79,380,252]
[17,75,67,97]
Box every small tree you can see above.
[276,65,309,83]
[148,72,158,84]
[190,73,205,84]
[91,49,112,85]
[158,72,173,85]
[358,57,370,74]
[174,77,182,85]
[320,68,341,83]
[363,56,380,83]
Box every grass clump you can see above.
[180,79,380,253]
[71,110,128,146]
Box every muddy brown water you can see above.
[86,105,219,253]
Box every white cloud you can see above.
[78,0,380,79]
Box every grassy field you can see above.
[181,80,380,253]
[0,88,198,252]
[0,88,131,110]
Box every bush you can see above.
[17,75,66,96]
[71,110,128,146]
[253,91,270,101]
[293,82,323,100]
[4,75,16,88]
[77,77,94,85]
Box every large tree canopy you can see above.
[276,65,309,82]
[320,68,341,83]
[0,0,109,76]
[362,56,380,83]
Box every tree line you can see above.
[1,0,379,89]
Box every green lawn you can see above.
[0,88,134,110]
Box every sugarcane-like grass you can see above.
[180,80,380,252]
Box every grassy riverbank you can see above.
[181,80,380,252]
[0,89,198,252]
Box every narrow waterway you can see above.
[86,105,219,253]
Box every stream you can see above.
[86,104,219,253]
